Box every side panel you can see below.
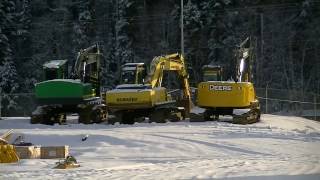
[153,87,167,105]
[106,87,167,110]
[0,145,19,163]
[35,79,93,99]
[106,89,153,109]
[197,81,256,108]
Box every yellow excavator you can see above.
[197,37,260,124]
[106,53,191,124]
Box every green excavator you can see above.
[31,44,107,125]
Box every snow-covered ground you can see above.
[1,114,320,179]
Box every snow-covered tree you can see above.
[0,0,19,93]
[183,0,203,84]
[102,0,135,88]
[72,0,96,49]
[16,0,34,92]
[0,0,20,115]
[115,0,135,64]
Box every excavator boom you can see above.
[148,53,191,99]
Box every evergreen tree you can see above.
[104,0,135,87]
[0,60,19,110]
[0,0,19,115]
[200,0,237,78]
[115,0,135,65]
[73,0,96,50]
[16,0,34,92]
[183,0,203,84]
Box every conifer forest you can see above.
[0,0,319,115]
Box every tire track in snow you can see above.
[148,134,272,156]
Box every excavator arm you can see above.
[236,37,252,83]
[73,44,102,81]
[72,44,103,95]
[148,53,192,115]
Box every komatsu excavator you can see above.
[106,53,191,124]
[197,37,260,124]
[31,44,107,125]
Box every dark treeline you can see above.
[0,0,319,113]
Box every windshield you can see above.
[203,72,219,81]
[203,75,218,81]
[45,68,58,80]
[121,70,136,84]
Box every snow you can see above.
[122,66,137,71]
[115,84,151,89]
[0,114,320,179]
[107,84,153,92]
[233,108,251,115]
[36,79,82,85]
[43,60,67,69]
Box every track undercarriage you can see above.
[200,102,261,124]
[109,101,185,125]
[31,98,107,125]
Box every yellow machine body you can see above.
[106,86,168,110]
[197,81,257,108]
[0,145,19,163]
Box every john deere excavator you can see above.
[197,37,260,124]
[106,53,191,124]
[31,44,107,125]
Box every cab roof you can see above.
[43,60,68,69]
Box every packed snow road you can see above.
[1,114,320,179]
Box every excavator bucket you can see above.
[0,145,19,163]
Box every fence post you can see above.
[315,94,317,121]
[265,85,268,114]
[0,91,2,120]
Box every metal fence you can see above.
[256,88,319,121]
[0,88,319,120]
[0,93,36,118]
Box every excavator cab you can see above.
[202,65,223,81]
[43,60,68,80]
[120,63,147,84]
